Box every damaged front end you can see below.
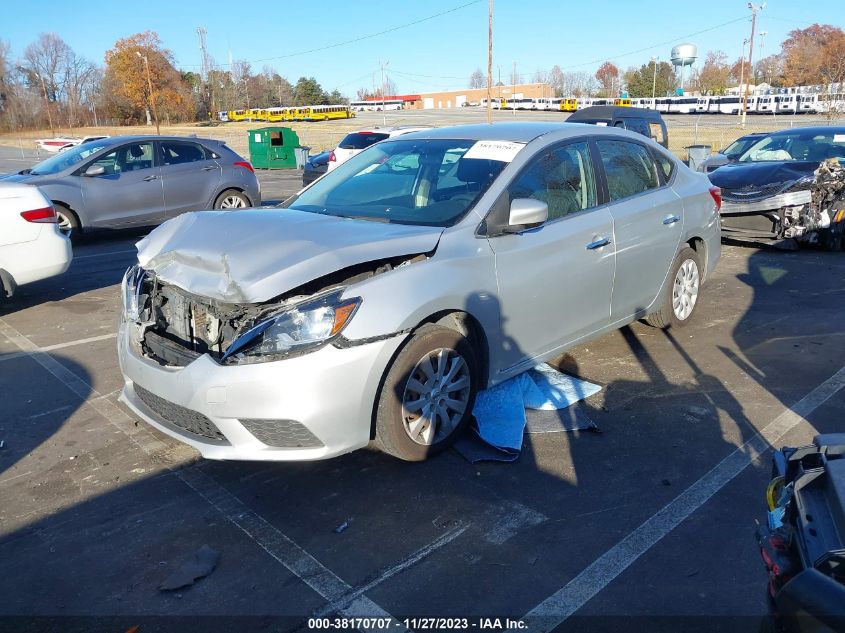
[122,254,425,368]
[718,159,845,249]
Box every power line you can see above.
[182,0,482,69]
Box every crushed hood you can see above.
[709,161,817,190]
[136,209,443,303]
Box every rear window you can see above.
[338,132,390,150]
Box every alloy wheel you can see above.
[401,347,471,446]
[672,258,700,321]
[219,195,246,209]
[56,210,73,237]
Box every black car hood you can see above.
[709,161,817,190]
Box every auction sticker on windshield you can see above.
[464,140,526,162]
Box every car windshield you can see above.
[738,130,845,163]
[30,142,112,175]
[721,136,760,158]
[283,138,510,226]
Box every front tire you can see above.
[54,203,79,238]
[374,324,478,461]
[214,189,250,209]
[645,246,703,329]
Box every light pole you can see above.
[650,56,659,103]
[136,51,160,134]
[380,60,389,125]
[738,38,749,123]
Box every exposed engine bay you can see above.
[720,158,845,248]
[128,254,427,367]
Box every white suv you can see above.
[327,126,430,172]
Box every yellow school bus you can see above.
[227,110,246,122]
[614,98,632,107]
[560,98,578,112]
[300,105,355,121]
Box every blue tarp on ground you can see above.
[453,364,602,463]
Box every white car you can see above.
[35,135,110,154]
[326,127,430,172]
[0,183,73,298]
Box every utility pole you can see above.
[197,27,213,120]
[512,60,516,115]
[136,51,160,134]
[486,0,493,124]
[651,56,659,102]
[380,59,389,125]
[743,2,765,127]
[738,37,749,123]
[36,73,55,136]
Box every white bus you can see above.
[696,97,711,113]
[798,94,818,114]
[757,96,775,113]
[775,94,799,114]
[666,96,698,114]
[349,99,404,112]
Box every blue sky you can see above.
[4,0,840,95]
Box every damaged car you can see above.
[709,126,845,249]
[118,122,721,462]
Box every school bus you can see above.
[227,110,246,122]
[614,98,632,107]
[559,98,578,112]
[299,105,354,121]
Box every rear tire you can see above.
[53,203,79,239]
[374,324,478,461]
[214,189,250,209]
[645,246,703,329]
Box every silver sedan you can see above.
[118,122,721,462]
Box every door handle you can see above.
[586,237,611,250]
[143,175,158,181]
[663,214,680,225]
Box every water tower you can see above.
[670,43,698,95]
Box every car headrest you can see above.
[129,145,145,158]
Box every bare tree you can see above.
[564,71,597,97]
[548,65,565,96]
[469,68,484,89]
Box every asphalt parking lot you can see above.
[1,149,845,632]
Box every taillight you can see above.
[21,206,57,223]
[329,151,336,162]
[234,161,254,173]
[709,186,722,211]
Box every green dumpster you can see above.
[248,127,302,169]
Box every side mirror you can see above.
[507,198,548,232]
[84,164,105,177]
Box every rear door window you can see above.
[160,141,209,166]
[597,140,660,202]
[338,132,390,150]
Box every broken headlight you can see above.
[222,292,361,363]
[121,265,146,321]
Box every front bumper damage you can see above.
[720,159,845,249]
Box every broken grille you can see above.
[134,385,226,442]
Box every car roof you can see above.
[91,135,222,147]
[390,122,613,143]
[567,106,664,121]
[766,126,845,136]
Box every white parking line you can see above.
[0,333,117,363]
[0,316,409,630]
[522,365,845,631]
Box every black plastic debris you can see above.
[159,545,220,591]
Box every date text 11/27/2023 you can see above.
[307,618,528,630]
